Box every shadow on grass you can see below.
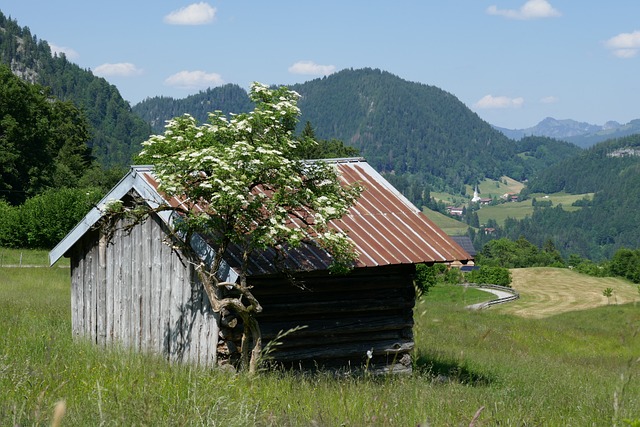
[414,352,494,386]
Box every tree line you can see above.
[0,64,100,205]
[0,64,125,248]
[0,61,358,250]
[473,237,640,285]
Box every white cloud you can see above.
[49,43,79,60]
[605,30,640,58]
[474,95,524,109]
[164,70,224,89]
[288,61,336,76]
[487,0,561,20]
[540,96,559,104]
[94,63,143,77]
[164,2,216,25]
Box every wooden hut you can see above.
[50,158,472,373]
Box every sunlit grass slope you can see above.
[1,267,639,425]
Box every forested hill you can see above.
[134,85,254,134]
[136,68,581,197]
[497,134,640,260]
[290,68,523,194]
[526,134,640,194]
[0,11,152,167]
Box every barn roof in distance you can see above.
[450,235,477,257]
[50,158,472,275]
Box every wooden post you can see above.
[97,232,107,345]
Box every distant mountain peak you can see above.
[495,117,640,148]
[603,120,621,130]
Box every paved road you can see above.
[467,286,518,310]
[480,288,514,300]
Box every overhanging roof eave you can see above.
[48,166,165,266]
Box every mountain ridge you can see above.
[136,68,580,204]
[495,117,640,148]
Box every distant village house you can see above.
[446,206,464,216]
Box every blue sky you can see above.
[2,0,639,129]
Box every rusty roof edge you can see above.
[49,165,240,283]
[337,161,472,264]
[344,161,422,214]
[342,167,444,262]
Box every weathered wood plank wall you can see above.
[247,265,416,373]
[68,211,416,373]
[69,214,219,366]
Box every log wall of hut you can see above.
[68,214,219,366]
[68,209,416,374]
[232,265,416,374]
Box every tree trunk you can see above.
[247,317,262,374]
[185,241,265,373]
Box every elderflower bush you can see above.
[138,82,361,272]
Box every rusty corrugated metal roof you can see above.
[331,159,471,267]
[50,159,471,272]
[139,158,471,274]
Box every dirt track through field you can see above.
[495,267,640,318]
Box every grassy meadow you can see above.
[422,208,470,236]
[429,176,593,228]
[424,191,593,231]
[432,176,525,208]
[1,263,639,426]
[0,247,69,267]
[476,192,593,227]
[466,176,525,200]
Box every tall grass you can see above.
[1,267,639,425]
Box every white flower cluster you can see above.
[136,81,361,270]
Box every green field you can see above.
[428,180,593,228]
[498,267,639,317]
[477,192,593,226]
[2,263,639,425]
[431,176,524,207]
[466,176,525,200]
[0,247,69,267]
[422,208,470,236]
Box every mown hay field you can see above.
[497,267,640,318]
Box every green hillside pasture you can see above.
[466,176,525,200]
[2,267,640,425]
[434,176,524,206]
[477,192,593,226]
[430,177,525,226]
[421,207,470,236]
[430,191,468,207]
